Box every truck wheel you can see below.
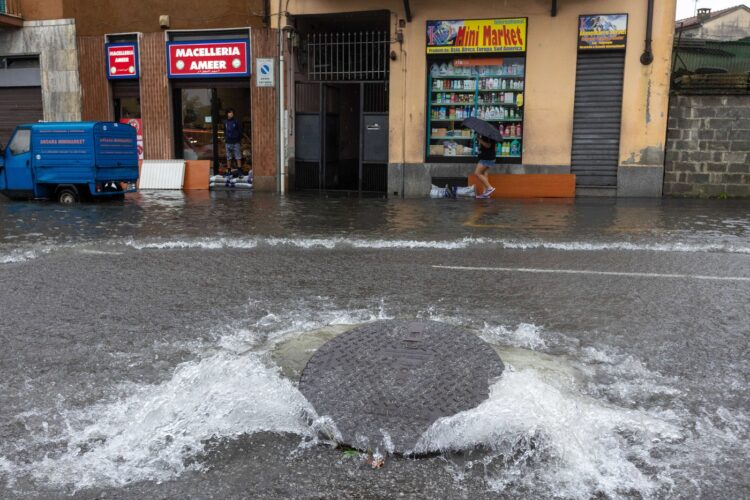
[57,188,79,204]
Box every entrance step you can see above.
[576,186,616,197]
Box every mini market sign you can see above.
[167,40,251,78]
[426,18,527,54]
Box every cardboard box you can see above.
[430,145,445,155]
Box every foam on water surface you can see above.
[24,353,314,490]
[120,236,750,254]
[4,234,750,268]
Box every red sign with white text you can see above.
[167,40,251,78]
[107,43,139,80]
[120,118,144,160]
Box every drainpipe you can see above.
[263,0,270,26]
[402,0,412,22]
[640,0,655,65]
[277,0,286,194]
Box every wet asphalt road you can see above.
[0,192,749,499]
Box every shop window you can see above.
[426,56,526,163]
[114,97,141,121]
[424,18,528,164]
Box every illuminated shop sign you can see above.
[167,40,251,78]
[106,43,139,80]
[426,18,527,54]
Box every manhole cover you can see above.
[299,320,504,454]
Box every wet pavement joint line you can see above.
[433,265,750,282]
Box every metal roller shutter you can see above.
[0,87,43,142]
[571,51,625,188]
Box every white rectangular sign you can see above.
[256,58,275,87]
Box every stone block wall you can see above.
[664,95,750,197]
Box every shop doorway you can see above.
[296,82,388,192]
[112,81,141,122]
[570,51,626,190]
[292,10,390,194]
[0,56,42,141]
[173,83,251,175]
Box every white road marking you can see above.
[433,265,750,282]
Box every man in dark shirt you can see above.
[223,108,242,174]
[475,135,497,198]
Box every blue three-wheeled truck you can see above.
[0,122,139,204]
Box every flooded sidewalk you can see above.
[0,192,749,498]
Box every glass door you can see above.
[215,88,252,175]
[180,88,214,163]
[174,85,252,175]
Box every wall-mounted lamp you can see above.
[159,15,170,30]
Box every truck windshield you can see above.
[9,129,30,155]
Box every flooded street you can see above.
[1,192,749,499]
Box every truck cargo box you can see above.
[0,121,139,202]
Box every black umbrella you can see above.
[461,117,503,142]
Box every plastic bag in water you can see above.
[456,185,476,198]
[430,184,448,198]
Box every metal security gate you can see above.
[294,30,389,193]
[0,87,42,141]
[571,51,626,188]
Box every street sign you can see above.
[256,58,274,87]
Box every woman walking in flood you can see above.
[474,135,497,199]
[461,117,502,199]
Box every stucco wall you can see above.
[0,19,81,122]
[281,0,676,191]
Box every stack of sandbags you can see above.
[209,175,253,190]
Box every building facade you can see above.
[69,0,278,191]
[3,1,678,197]
[0,1,80,141]
[278,0,677,197]
[1,0,280,191]
[676,5,750,41]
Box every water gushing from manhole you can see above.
[298,320,505,454]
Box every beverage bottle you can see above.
[517,123,522,137]
[511,139,520,156]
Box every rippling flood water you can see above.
[1,192,749,498]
